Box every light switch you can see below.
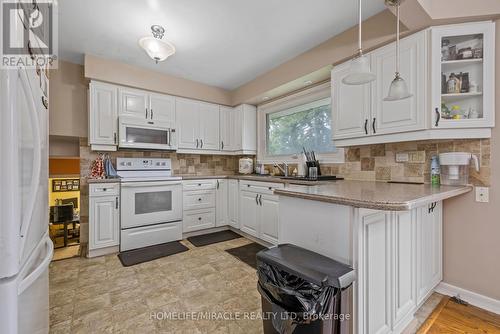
[475,187,489,203]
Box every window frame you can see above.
[257,82,344,164]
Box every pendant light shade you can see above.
[384,73,412,101]
[342,53,376,85]
[342,0,376,85]
[384,0,412,101]
[139,25,175,64]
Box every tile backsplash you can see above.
[77,137,490,246]
[265,139,490,187]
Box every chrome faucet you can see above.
[274,162,289,177]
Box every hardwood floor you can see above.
[418,296,500,333]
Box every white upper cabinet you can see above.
[150,93,175,122]
[332,22,495,147]
[371,30,427,135]
[119,87,175,122]
[176,98,220,151]
[234,104,257,154]
[118,88,148,119]
[332,61,371,140]
[220,106,238,151]
[89,82,255,154]
[176,97,200,149]
[89,81,118,150]
[198,102,220,150]
[431,22,495,129]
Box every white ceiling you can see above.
[59,0,386,90]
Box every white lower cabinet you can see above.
[228,180,239,228]
[356,203,442,334]
[183,208,216,233]
[258,194,279,244]
[416,202,442,305]
[215,179,228,227]
[240,190,259,237]
[182,180,217,233]
[89,183,120,257]
[358,210,392,334]
[239,181,282,245]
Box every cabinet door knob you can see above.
[113,132,117,144]
[364,119,368,135]
[145,108,148,119]
[200,139,203,148]
[435,108,440,127]
[198,198,202,201]
[221,141,224,150]
[151,109,154,119]
[198,217,202,221]
[255,194,259,205]
[196,139,199,148]
[258,194,262,206]
[372,118,376,134]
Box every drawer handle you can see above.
[198,183,202,186]
[102,188,107,191]
[268,187,272,190]
[198,217,202,221]
[198,198,202,201]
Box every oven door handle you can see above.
[121,181,182,188]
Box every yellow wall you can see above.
[48,178,81,215]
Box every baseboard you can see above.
[435,282,500,315]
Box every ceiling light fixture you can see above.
[138,25,175,64]
[383,0,412,101]
[342,0,376,85]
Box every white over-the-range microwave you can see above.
[118,116,177,150]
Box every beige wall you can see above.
[231,10,399,105]
[84,54,232,106]
[49,60,88,137]
[440,18,500,300]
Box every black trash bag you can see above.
[257,261,339,334]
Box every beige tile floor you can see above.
[49,237,440,334]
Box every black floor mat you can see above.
[225,242,267,269]
[118,241,189,267]
[187,230,242,247]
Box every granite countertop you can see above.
[273,180,472,211]
[179,174,339,186]
[87,178,121,184]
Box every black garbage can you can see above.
[256,244,355,334]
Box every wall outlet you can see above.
[395,152,409,162]
[395,151,425,163]
[475,187,489,203]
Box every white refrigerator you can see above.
[0,64,53,334]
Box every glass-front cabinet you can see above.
[431,22,495,128]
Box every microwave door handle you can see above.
[167,128,171,146]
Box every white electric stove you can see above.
[117,158,183,251]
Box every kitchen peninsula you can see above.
[275,180,472,334]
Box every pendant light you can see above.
[383,0,412,101]
[139,25,176,64]
[342,0,376,85]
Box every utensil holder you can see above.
[306,161,321,177]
